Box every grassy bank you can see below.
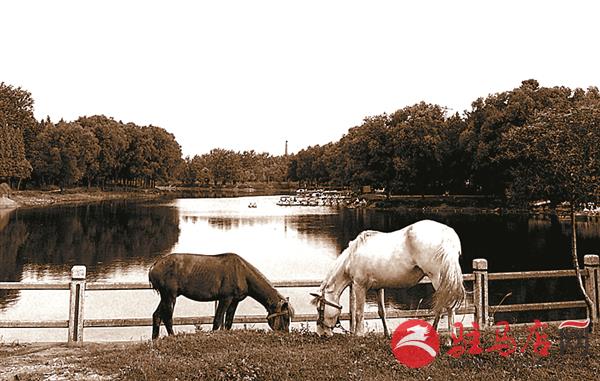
[8,189,165,209]
[3,326,597,380]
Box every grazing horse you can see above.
[310,219,465,337]
[149,253,294,339]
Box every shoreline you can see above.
[4,189,166,209]
[3,190,509,212]
[4,189,597,219]
[0,186,295,210]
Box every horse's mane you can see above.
[239,255,282,295]
[238,255,295,318]
[348,230,379,252]
[314,230,380,297]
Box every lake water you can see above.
[1,195,599,342]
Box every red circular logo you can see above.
[390,319,439,368]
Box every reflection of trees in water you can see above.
[562,217,600,239]
[0,209,27,309]
[285,209,398,255]
[0,202,180,284]
[182,215,201,224]
[199,215,288,230]
[0,208,13,231]
[206,217,252,230]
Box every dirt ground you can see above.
[0,343,123,381]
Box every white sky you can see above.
[1,1,599,157]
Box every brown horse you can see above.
[149,253,294,339]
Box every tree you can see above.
[320,143,344,187]
[292,145,331,187]
[78,115,130,187]
[0,82,34,187]
[460,79,573,195]
[27,117,53,186]
[441,113,469,193]
[240,150,258,182]
[183,155,211,186]
[262,154,289,183]
[389,102,455,194]
[500,89,600,323]
[205,148,241,186]
[121,124,152,186]
[337,114,395,192]
[32,121,100,190]
[147,126,184,185]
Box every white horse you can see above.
[310,219,465,337]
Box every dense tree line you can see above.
[288,80,600,206]
[0,81,185,189]
[181,149,289,186]
[24,115,184,190]
[1,81,289,190]
[2,79,599,204]
[288,102,468,194]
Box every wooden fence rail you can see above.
[0,256,598,345]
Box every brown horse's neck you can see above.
[245,265,282,312]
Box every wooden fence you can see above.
[0,255,598,345]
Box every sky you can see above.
[2,1,599,157]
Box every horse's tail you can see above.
[148,263,159,293]
[148,254,169,294]
[432,239,465,316]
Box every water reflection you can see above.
[170,197,340,281]
[0,202,180,310]
[0,208,26,309]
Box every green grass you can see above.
[76,325,599,381]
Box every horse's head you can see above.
[310,291,342,337]
[267,298,294,332]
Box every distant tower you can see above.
[285,140,288,156]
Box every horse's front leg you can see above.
[213,298,233,330]
[224,300,240,330]
[352,283,367,336]
[377,288,390,338]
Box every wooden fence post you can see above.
[68,265,86,345]
[584,254,599,328]
[473,258,489,328]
